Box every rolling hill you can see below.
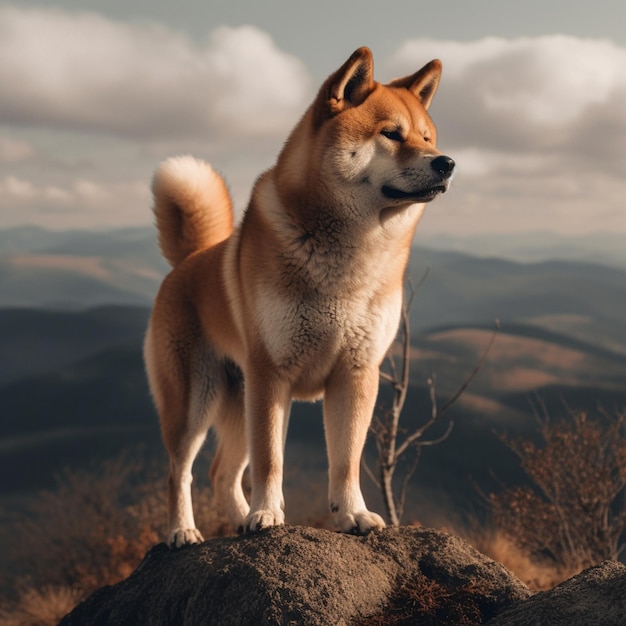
[0,225,167,309]
[1,225,625,524]
[0,306,151,386]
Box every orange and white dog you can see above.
[144,47,454,546]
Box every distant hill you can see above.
[421,230,626,269]
[0,225,163,260]
[1,226,626,522]
[0,226,167,309]
[0,306,151,386]
[2,226,626,352]
[0,339,162,493]
[407,248,626,353]
[1,305,625,515]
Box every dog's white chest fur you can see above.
[255,279,400,396]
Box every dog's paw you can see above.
[336,509,386,535]
[245,508,285,533]
[168,527,204,548]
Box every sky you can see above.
[0,0,625,238]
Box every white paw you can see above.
[168,527,204,548]
[335,509,386,535]
[245,508,285,533]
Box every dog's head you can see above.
[285,47,454,220]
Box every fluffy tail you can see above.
[151,156,234,267]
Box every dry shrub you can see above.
[363,573,486,626]
[462,527,572,590]
[0,450,231,623]
[0,585,83,626]
[489,407,626,577]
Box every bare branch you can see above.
[418,420,454,447]
[395,381,439,458]
[361,457,380,489]
[397,450,421,522]
[368,272,493,527]
[406,267,430,311]
[379,370,395,385]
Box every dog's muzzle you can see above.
[381,155,456,202]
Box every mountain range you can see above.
[1,226,625,526]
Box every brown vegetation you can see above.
[2,403,624,622]
[0,452,229,625]
[488,405,626,584]
[362,573,488,625]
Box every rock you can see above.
[59,525,530,625]
[488,560,626,626]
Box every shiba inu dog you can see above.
[144,47,454,546]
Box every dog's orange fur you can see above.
[144,47,454,546]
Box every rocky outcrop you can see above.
[488,560,626,626]
[59,525,530,625]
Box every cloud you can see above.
[0,174,150,228]
[1,18,625,236]
[0,136,36,162]
[388,35,626,153]
[386,36,626,235]
[0,7,312,140]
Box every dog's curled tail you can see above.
[152,156,234,267]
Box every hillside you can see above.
[0,306,150,386]
[422,230,626,269]
[407,248,626,351]
[2,225,626,340]
[2,310,625,525]
[0,226,167,309]
[1,226,625,523]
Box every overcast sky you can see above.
[1,1,625,238]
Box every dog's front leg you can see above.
[244,370,291,532]
[324,365,386,534]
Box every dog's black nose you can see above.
[431,155,455,178]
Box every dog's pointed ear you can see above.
[388,59,442,110]
[322,47,375,117]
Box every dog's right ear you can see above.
[314,47,375,125]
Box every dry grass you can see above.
[489,408,626,572]
[0,450,337,624]
[461,527,576,591]
[0,450,232,625]
[0,585,83,626]
[3,406,624,623]
[457,407,626,591]
[362,573,488,626]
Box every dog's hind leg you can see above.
[209,359,249,532]
[166,419,209,547]
[158,348,219,548]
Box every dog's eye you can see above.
[381,129,403,142]
[424,135,431,143]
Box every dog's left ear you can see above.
[388,59,442,110]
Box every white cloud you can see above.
[0,7,312,140]
[388,35,626,149]
[0,136,36,162]
[1,19,625,237]
[387,36,626,236]
[0,174,151,228]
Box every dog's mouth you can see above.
[381,184,447,203]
